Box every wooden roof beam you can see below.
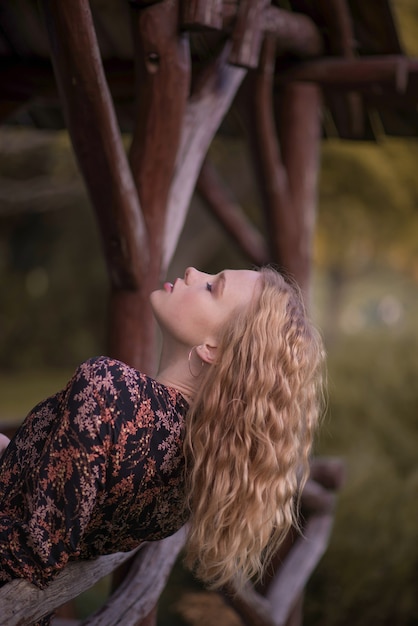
[278,55,418,92]
[180,2,323,59]
[260,5,323,58]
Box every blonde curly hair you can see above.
[183,267,325,590]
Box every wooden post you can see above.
[242,35,321,301]
[316,0,364,138]
[39,0,152,370]
[241,37,294,273]
[107,0,191,372]
[229,0,270,69]
[276,81,322,302]
[181,0,223,30]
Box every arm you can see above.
[0,358,111,588]
[0,434,10,456]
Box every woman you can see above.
[0,266,325,597]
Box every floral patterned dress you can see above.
[0,356,189,593]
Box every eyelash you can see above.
[206,282,213,293]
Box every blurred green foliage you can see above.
[305,330,418,626]
[0,128,107,372]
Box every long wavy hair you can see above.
[183,267,325,590]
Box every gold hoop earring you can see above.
[188,346,204,378]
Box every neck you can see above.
[155,340,203,403]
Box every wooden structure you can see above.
[0,0,417,624]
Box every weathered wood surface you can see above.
[240,34,321,300]
[0,528,187,626]
[279,55,418,91]
[39,0,148,292]
[81,527,187,626]
[181,0,223,30]
[229,0,270,69]
[264,512,335,624]
[0,548,140,626]
[108,0,190,370]
[162,45,246,271]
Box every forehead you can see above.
[224,269,261,294]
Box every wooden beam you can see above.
[0,547,141,625]
[228,0,270,69]
[162,45,246,271]
[242,34,321,300]
[110,0,191,371]
[241,37,294,277]
[278,55,418,90]
[196,158,269,266]
[0,527,187,626]
[221,458,344,626]
[129,0,190,272]
[316,0,365,138]
[222,582,275,626]
[222,4,323,59]
[81,527,187,625]
[265,513,335,624]
[261,5,323,57]
[39,0,148,292]
[275,80,322,302]
[181,0,223,30]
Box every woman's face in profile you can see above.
[150,267,260,348]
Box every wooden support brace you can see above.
[196,158,269,266]
[180,0,223,30]
[129,0,190,268]
[229,0,270,69]
[162,45,246,271]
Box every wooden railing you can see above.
[0,457,344,626]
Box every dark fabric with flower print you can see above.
[0,356,188,592]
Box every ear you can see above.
[196,342,218,365]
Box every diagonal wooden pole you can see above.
[39,0,151,369]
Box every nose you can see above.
[184,266,199,284]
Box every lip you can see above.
[163,282,174,293]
